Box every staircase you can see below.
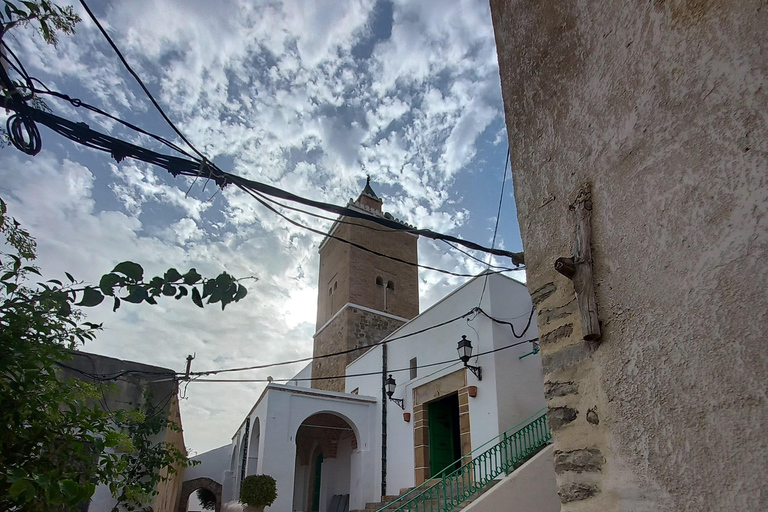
[369,411,551,512]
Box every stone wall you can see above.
[490,1,767,511]
[312,307,406,392]
[312,311,351,392]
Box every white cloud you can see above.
[0,0,519,453]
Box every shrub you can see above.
[239,475,277,508]
[197,488,216,510]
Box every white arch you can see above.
[289,409,363,449]
[246,417,261,476]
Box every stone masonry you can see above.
[491,1,767,511]
[312,186,419,391]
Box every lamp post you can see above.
[385,374,405,409]
[457,335,482,381]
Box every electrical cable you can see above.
[79,0,207,161]
[478,146,510,306]
[188,304,534,377]
[189,309,477,377]
[0,97,524,265]
[53,305,535,384]
[189,336,539,383]
[476,305,535,339]
[0,41,40,154]
[252,188,521,272]
[245,187,491,278]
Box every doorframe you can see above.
[411,369,473,485]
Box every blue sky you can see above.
[0,0,523,453]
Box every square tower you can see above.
[312,178,419,391]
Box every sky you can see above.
[0,0,524,454]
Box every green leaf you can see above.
[164,268,182,283]
[113,297,121,312]
[183,268,202,285]
[234,285,248,302]
[175,287,188,300]
[123,285,148,304]
[202,279,215,299]
[145,295,157,305]
[99,272,122,295]
[191,287,204,308]
[104,431,121,447]
[112,261,144,282]
[59,479,80,501]
[76,287,104,307]
[9,478,33,500]
[162,283,176,296]
[58,301,72,317]
[65,271,75,282]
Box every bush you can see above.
[239,475,277,508]
[197,488,216,510]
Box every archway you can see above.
[293,413,358,512]
[177,478,222,512]
[246,417,261,476]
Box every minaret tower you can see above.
[312,177,419,391]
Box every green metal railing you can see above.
[378,411,551,512]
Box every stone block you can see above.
[553,448,604,474]
[547,406,578,431]
[558,482,600,503]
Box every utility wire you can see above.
[52,306,535,383]
[249,188,521,272]
[245,187,493,278]
[478,146,511,306]
[0,97,524,266]
[188,305,534,377]
[189,309,476,377]
[190,336,539,383]
[78,0,206,161]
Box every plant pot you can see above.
[468,385,478,398]
[403,412,411,422]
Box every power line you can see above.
[244,187,498,278]
[78,0,206,161]
[189,309,477,377]
[478,146,511,306]
[248,187,521,272]
[0,97,524,266]
[189,336,539,384]
[187,305,534,377]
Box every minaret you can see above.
[312,177,419,392]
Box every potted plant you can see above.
[240,474,278,512]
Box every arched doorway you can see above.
[293,413,358,512]
[246,417,261,476]
[177,478,222,512]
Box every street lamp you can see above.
[385,374,405,409]
[457,335,482,381]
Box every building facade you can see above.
[312,179,419,392]
[490,1,768,510]
[188,182,557,512]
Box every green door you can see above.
[428,394,460,477]
[312,452,323,511]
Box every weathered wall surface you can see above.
[490,1,767,511]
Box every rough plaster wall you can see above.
[490,1,767,511]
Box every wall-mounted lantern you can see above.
[385,374,405,409]
[457,335,482,381]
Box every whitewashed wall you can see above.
[346,274,546,499]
